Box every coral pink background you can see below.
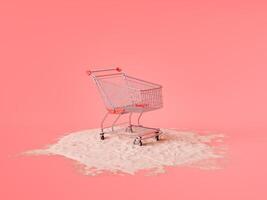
[1,0,267,199]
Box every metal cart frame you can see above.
[87,67,163,146]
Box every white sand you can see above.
[25,127,226,175]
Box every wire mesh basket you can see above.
[94,73,162,113]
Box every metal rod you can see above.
[129,112,133,125]
[125,75,162,87]
[101,122,129,130]
[128,112,133,132]
[87,67,122,76]
[137,112,143,126]
[91,68,117,73]
[95,73,124,78]
[111,113,122,131]
[137,125,159,131]
[101,112,109,132]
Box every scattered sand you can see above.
[24,127,226,175]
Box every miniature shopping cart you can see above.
[87,67,163,146]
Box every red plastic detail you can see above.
[116,67,122,72]
[86,70,92,76]
[107,107,125,114]
[135,103,148,108]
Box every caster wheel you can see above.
[100,134,105,140]
[134,137,142,146]
[155,135,160,141]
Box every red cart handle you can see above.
[86,67,122,76]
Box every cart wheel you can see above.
[100,133,105,140]
[133,137,142,146]
[155,135,160,141]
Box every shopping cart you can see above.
[87,67,163,146]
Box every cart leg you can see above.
[126,112,133,133]
[100,112,109,140]
[111,113,122,131]
[137,112,143,126]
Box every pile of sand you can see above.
[25,127,226,175]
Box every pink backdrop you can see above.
[1,0,267,199]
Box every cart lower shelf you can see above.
[100,126,162,146]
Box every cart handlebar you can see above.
[86,67,122,76]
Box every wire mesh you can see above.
[94,74,163,112]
